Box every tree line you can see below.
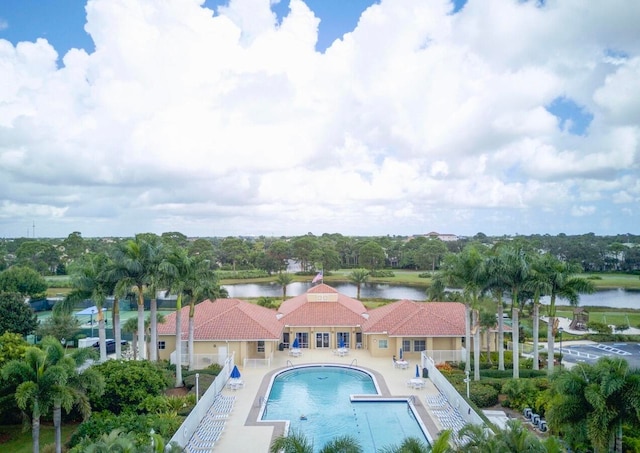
[2,231,640,277]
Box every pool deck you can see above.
[211,349,445,452]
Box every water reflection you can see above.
[222,282,640,309]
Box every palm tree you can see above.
[1,337,104,453]
[527,254,552,371]
[122,317,139,361]
[348,269,370,299]
[319,435,363,453]
[269,429,314,453]
[438,246,487,380]
[485,252,509,371]
[2,345,58,453]
[495,244,531,379]
[64,253,112,362]
[269,430,363,453]
[535,254,594,373]
[42,337,105,453]
[111,235,161,360]
[547,358,640,453]
[276,272,294,301]
[378,431,453,453]
[162,249,227,372]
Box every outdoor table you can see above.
[396,360,409,369]
[409,378,425,389]
[337,348,349,356]
[289,348,302,357]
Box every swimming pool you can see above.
[260,365,431,452]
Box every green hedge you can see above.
[453,382,499,407]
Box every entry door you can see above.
[217,346,227,365]
[316,332,330,348]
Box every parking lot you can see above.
[561,342,640,369]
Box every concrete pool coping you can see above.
[212,349,444,452]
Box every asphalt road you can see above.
[561,342,640,370]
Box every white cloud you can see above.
[0,0,639,237]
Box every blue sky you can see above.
[0,0,638,238]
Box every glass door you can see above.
[316,332,330,348]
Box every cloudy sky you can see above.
[1,0,639,239]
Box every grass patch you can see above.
[0,423,79,453]
[583,273,640,290]
[556,308,640,328]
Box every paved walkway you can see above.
[209,349,446,453]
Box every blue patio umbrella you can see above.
[339,338,345,349]
[415,364,420,378]
[399,348,403,359]
[230,365,241,379]
[292,337,300,348]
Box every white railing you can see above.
[243,354,272,368]
[421,352,484,427]
[169,352,225,368]
[426,349,465,364]
[168,353,235,450]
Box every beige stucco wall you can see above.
[157,335,278,364]
[285,326,363,350]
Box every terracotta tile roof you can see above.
[157,298,282,341]
[363,300,465,336]
[278,284,367,326]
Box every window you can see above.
[378,339,388,349]
[257,341,265,353]
[158,341,166,350]
[402,340,411,352]
[337,332,350,348]
[414,340,426,352]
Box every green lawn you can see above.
[0,423,79,452]
[583,273,640,290]
[556,308,640,329]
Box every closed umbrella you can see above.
[399,348,403,360]
[292,337,300,348]
[416,364,420,378]
[231,365,241,379]
[339,338,345,349]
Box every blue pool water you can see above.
[261,366,430,452]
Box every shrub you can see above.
[501,379,538,411]
[91,360,173,414]
[370,270,395,277]
[454,382,498,407]
[69,412,182,450]
[587,321,612,334]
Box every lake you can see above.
[222,282,640,310]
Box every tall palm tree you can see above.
[276,272,294,301]
[348,269,370,299]
[439,245,487,380]
[495,244,531,379]
[526,254,552,371]
[536,254,594,373]
[162,249,226,372]
[111,235,161,360]
[485,252,509,371]
[64,253,112,362]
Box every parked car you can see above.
[93,339,128,354]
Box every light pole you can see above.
[195,373,200,404]
[558,327,563,367]
[464,370,470,398]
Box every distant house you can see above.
[157,284,466,366]
[426,231,459,242]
